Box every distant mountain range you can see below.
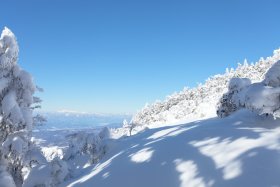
[35,110,132,130]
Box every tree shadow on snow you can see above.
[64,110,280,187]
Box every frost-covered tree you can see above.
[0,27,42,186]
[63,127,111,164]
[122,119,138,136]
[122,119,128,128]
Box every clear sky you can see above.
[1,0,280,114]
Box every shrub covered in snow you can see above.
[121,119,138,136]
[217,60,280,119]
[64,127,111,164]
[244,83,280,117]
[244,60,280,118]
[217,78,251,117]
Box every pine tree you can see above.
[0,27,41,186]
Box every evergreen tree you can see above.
[0,27,41,186]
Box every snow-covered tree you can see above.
[0,27,42,186]
[122,119,138,136]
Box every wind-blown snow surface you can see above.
[62,110,280,187]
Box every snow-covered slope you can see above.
[62,109,280,187]
[132,50,280,126]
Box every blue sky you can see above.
[1,0,280,114]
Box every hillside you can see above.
[63,109,280,187]
[132,49,280,126]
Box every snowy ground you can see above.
[57,109,280,187]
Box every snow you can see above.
[0,168,16,187]
[129,147,154,163]
[2,90,17,114]
[174,159,209,187]
[264,60,280,87]
[23,164,52,187]
[228,77,251,91]
[245,83,280,115]
[0,27,19,69]
[61,109,280,187]
[0,78,9,93]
